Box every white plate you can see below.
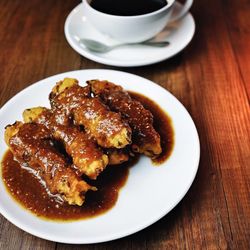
[64,2,195,67]
[0,69,200,243]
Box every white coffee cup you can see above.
[82,0,193,43]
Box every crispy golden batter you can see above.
[88,80,162,158]
[49,78,132,149]
[23,107,109,179]
[5,122,95,206]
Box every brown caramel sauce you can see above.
[1,92,174,221]
[129,91,174,164]
[1,151,138,221]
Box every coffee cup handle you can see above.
[169,0,193,23]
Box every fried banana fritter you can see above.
[88,80,162,158]
[5,122,96,206]
[49,78,132,149]
[23,107,108,179]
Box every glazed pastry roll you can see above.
[23,107,109,179]
[104,148,130,165]
[4,122,95,206]
[88,80,162,158]
[49,78,132,149]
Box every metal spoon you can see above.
[79,39,170,53]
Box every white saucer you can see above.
[64,2,195,67]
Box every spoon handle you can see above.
[113,41,170,49]
[141,41,170,47]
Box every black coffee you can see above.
[90,0,168,16]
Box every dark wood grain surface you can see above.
[0,0,249,249]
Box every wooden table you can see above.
[0,0,249,249]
